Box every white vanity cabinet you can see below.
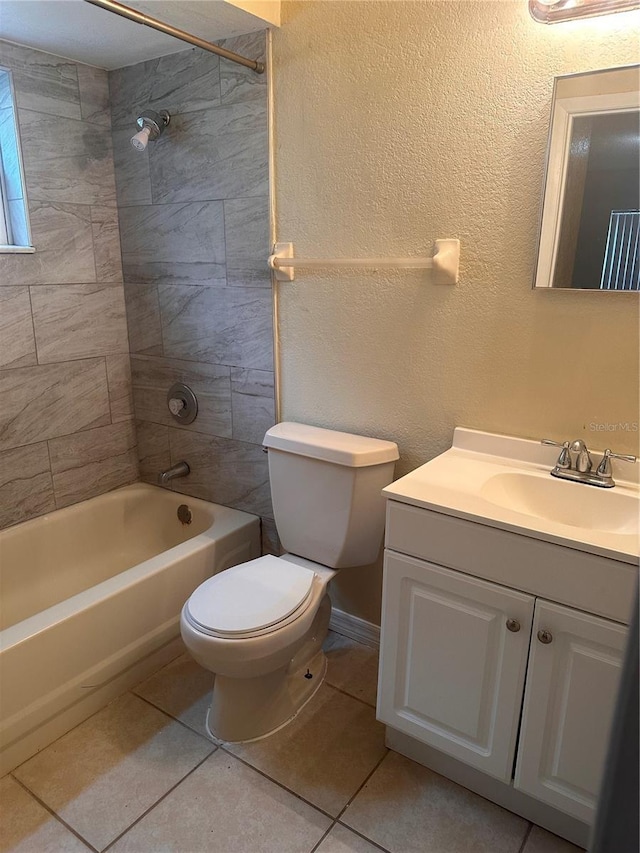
[514,600,626,823]
[378,551,535,783]
[378,497,632,841]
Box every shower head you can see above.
[131,109,170,151]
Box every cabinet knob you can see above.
[537,629,553,644]
[506,619,521,633]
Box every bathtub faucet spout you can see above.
[158,461,190,485]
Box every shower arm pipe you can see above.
[268,239,461,284]
[83,0,265,73]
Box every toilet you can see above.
[180,422,399,742]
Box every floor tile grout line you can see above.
[335,748,390,823]
[100,749,216,853]
[308,820,338,853]
[335,820,394,853]
[217,745,337,822]
[517,822,534,853]
[131,689,219,747]
[324,680,377,710]
[10,774,100,853]
[9,690,142,778]
[134,681,381,823]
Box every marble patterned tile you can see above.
[0,775,91,853]
[106,354,134,422]
[135,419,170,483]
[109,750,330,853]
[13,693,215,852]
[119,202,225,285]
[134,652,214,740]
[225,683,387,816]
[219,31,268,106]
[148,101,269,203]
[231,367,275,443]
[224,196,271,287]
[323,632,380,708]
[0,442,55,530]
[111,126,152,207]
[168,428,272,517]
[0,41,81,119]
[123,281,164,355]
[131,355,232,437]
[49,421,138,508]
[0,201,95,286]
[122,259,227,287]
[77,62,110,126]
[91,205,123,281]
[159,285,273,371]
[342,751,528,853]
[316,823,385,853]
[31,282,128,363]
[261,515,281,556]
[18,109,116,205]
[109,48,221,129]
[0,358,110,450]
[0,286,36,368]
[522,826,585,853]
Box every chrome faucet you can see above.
[158,461,190,485]
[569,439,592,474]
[542,439,636,488]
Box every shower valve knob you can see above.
[167,382,198,424]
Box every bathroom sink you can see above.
[383,428,640,562]
[480,471,639,535]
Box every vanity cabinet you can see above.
[514,600,626,823]
[378,501,628,829]
[378,552,534,782]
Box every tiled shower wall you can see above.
[109,32,277,550]
[0,41,137,531]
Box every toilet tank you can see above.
[263,423,399,569]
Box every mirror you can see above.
[534,65,639,291]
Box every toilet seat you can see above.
[184,556,317,639]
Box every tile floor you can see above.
[1,631,586,853]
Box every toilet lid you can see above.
[186,555,316,635]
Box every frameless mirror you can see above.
[534,65,640,291]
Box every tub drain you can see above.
[177,504,192,525]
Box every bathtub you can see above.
[0,483,260,775]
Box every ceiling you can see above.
[0,0,279,69]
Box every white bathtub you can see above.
[0,483,260,775]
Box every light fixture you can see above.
[130,109,170,151]
[529,0,640,23]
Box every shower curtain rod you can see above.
[84,0,265,73]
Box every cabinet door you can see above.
[514,600,627,824]
[378,551,535,782]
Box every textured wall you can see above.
[0,41,136,531]
[109,33,276,551]
[272,1,640,622]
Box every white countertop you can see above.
[383,428,640,565]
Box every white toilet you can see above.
[180,422,399,742]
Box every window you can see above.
[529,0,640,24]
[0,67,33,252]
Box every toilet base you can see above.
[206,649,327,743]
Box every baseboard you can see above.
[329,608,380,648]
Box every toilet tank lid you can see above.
[263,422,399,467]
